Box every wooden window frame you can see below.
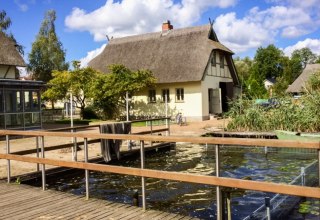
[148,89,156,103]
[175,88,184,102]
[161,89,170,102]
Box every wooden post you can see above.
[6,135,10,183]
[140,140,146,210]
[216,144,223,220]
[40,136,46,190]
[84,138,89,200]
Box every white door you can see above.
[210,88,222,114]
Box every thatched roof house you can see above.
[89,23,239,85]
[0,32,25,67]
[89,21,240,121]
[286,64,320,93]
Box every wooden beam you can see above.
[0,153,319,199]
[0,129,319,149]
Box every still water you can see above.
[46,144,316,219]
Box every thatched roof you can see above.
[89,24,239,84]
[286,64,320,93]
[0,32,25,67]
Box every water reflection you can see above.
[46,144,316,219]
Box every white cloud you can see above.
[65,0,237,41]
[67,0,320,57]
[214,13,274,53]
[80,44,106,67]
[283,38,320,56]
[14,0,29,12]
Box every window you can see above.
[32,91,39,110]
[175,88,184,102]
[148,89,156,103]
[211,51,216,66]
[161,89,170,102]
[220,54,224,69]
[24,91,31,110]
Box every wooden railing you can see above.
[0,129,319,220]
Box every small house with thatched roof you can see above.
[89,21,240,121]
[286,64,320,94]
[0,32,45,129]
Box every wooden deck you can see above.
[0,183,198,220]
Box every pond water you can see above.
[42,144,317,219]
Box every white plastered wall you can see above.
[132,82,203,121]
[0,65,16,78]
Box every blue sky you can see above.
[1,0,320,67]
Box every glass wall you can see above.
[0,88,41,129]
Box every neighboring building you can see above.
[286,64,320,94]
[0,32,45,130]
[264,77,276,90]
[89,21,240,121]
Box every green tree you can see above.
[0,10,11,31]
[291,47,317,69]
[28,10,68,83]
[91,64,156,119]
[43,64,99,119]
[0,10,24,55]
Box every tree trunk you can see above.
[51,100,55,109]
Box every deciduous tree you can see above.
[291,47,317,69]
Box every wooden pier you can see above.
[0,182,197,220]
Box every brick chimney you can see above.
[162,20,173,31]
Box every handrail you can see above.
[0,153,319,199]
[0,129,319,149]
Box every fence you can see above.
[0,129,319,220]
[243,160,318,220]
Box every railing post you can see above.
[264,146,268,155]
[140,140,146,210]
[36,136,39,172]
[301,167,305,186]
[84,138,89,200]
[72,128,78,161]
[226,192,231,220]
[6,135,11,183]
[40,136,46,190]
[215,144,222,220]
[318,149,320,187]
[265,197,271,220]
[165,118,169,136]
[150,120,153,147]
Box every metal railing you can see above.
[243,160,318,220]
[0,129,319,220]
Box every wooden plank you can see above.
[1,153,320,199]
[0,183,198,220]
[1,189,80,218]
[0,129,319,149]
